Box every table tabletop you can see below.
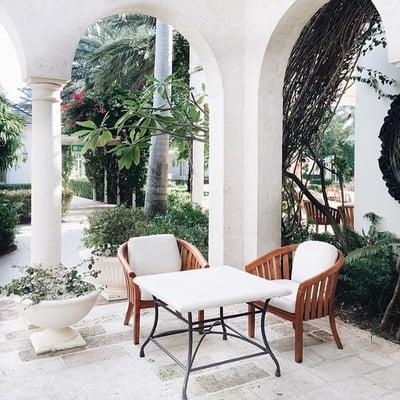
[134,266,292,313]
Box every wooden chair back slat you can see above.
[338,205,354,229]
[283,253,290,279]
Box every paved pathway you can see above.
[0,196,114,285]
[0,300,399,400]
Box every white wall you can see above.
[6,124,31,184]
[355,45,400,236]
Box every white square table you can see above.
[134,265,292,400]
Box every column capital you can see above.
[28,77,66,102]
[28,76,67,87]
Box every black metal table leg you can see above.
[219,307,228,340]
[137,298,282,399]
[182,312,193,400]
[140,296,159,358]
[260,299,281,377]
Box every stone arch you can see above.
[0,4,27,80]
[65,2,225,264]
[255,0,397,247]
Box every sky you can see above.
[0,24,25,103]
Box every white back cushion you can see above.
[291,241,338,283]
[128,234,182,277]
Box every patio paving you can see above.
[0,298,399,400]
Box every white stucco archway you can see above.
[253,0,400,254]
[66,5,225,266]
[0,4,27,80]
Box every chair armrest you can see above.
[245,244,297,280]
[117,242,136,279]
[177,239,209,270]
[295,251,345,319]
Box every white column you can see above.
[189,48,206,207]
[29,78,64,266]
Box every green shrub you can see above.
[0,183,31,191]
[83,206,147,256]
[0,193,19,254]
[69,178,93,199]
[82,193,209,258]
[337,245,398,316]
[0,189,31,222]
[0,188,74,223]
[148,201,208,256]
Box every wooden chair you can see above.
[118,235,208,345]
[245,241,345,363]
[338,205,354,229]
[303,199,340,233]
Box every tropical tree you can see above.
[0,91,25,173]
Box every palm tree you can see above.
[66,14,156,96]
[144,20,173,215]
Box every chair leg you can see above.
[329,311,343,349]
[124,302,133,326]
[248,304,255,338]
[198,310,204,334]
[294,320,303,363]
[133,303,141,345]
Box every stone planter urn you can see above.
[80,250,127,301]
[16,290,100,354]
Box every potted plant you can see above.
[81,206,147,301]
[0,264,100,354]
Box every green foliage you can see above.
[67,14,189,96]
[0,189,31,223]
[284,212,400,317]
[62,146,75,185]
[69,178,93,199]
[148,197,208,256]
[82,191,209,257]
[83,206,147,256]
[0,183,31,190]
[0,264,97,305]
[74,75,208,171]
[0,188,74,223]
[0,94,25,172]
[0,193,19,254]
[321,106,355,182]
[62,88,148,205]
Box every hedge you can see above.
[69,178,93,200]
[0,188,74,223]
[0,183,31,191]
[0,193,19,254]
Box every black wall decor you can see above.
[379,95,400,203]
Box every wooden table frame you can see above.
[139,297,281,400]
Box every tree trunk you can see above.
[339,175,345,210]
[187,141,193,194]
[144,20,173,215]
[381,256,400,332]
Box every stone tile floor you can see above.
[0,298,399,400]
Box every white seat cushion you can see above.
[128,234,182,301]
[291,241,338,283]
[269,280,299,313]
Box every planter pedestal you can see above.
[101,286,127,301]
[30,327,86,354]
